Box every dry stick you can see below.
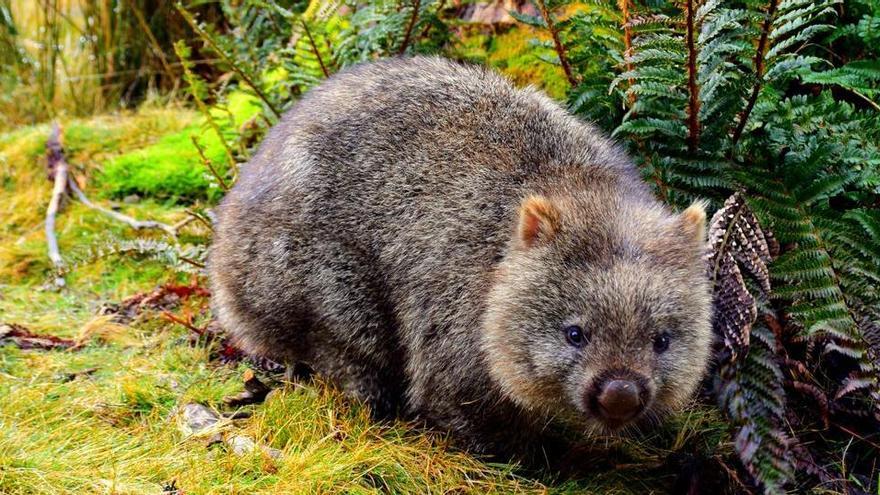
[728,0,780,157]
[398,0,421,55]
[161,310,206,335]
[45,123,68,272]
[66,177,181,238]
[178,255,206,269]
[301,20,330,78]
[684,0,701,154]
[535,0,578,87]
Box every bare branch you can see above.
[45,123,68,276]
[66,177,180,238]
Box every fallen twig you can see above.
[100,281,210,324]
[0,322,76,350]
[42,123,194,279]
[45,123,69,281]
[162,310,206,336]
[66,176,181,237]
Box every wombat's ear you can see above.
[680,200,708,244]
[518,195,560,248]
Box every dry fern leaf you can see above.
[705,192,776,358]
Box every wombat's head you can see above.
[482,192,712,432]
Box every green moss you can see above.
[98,129,225,202]
[98,92,262,202]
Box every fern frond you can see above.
[707,193,794,494]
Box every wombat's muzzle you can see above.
[587,370,651,426]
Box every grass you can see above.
[0,98,733,495]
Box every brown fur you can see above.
[518,195,561,247]
[208,56,713,462]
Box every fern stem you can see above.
[651,165,668,202]
[419,0,445,39]
[398,0,421,55]
[301,20,330,78]
[535,0,578,87]
[710,199,747,285]
[729,0,780,156]
[780,178,864,346]
[184,209,214,232]
[617,0,635,106]
[177,5,281,118]
[684,0,701,153]
[173,42,237,171]
[126,0,174,81]
[190,135,230,191]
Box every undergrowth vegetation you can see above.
[514,0,880,492]
[1,0,878,493]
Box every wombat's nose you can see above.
[596,379,642,420]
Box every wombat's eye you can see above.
[564,325,589,348]
[653,332,671,353]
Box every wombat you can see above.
[209,56,712,460]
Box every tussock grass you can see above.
[0,110,731,494]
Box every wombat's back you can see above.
[212,57,642,345]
